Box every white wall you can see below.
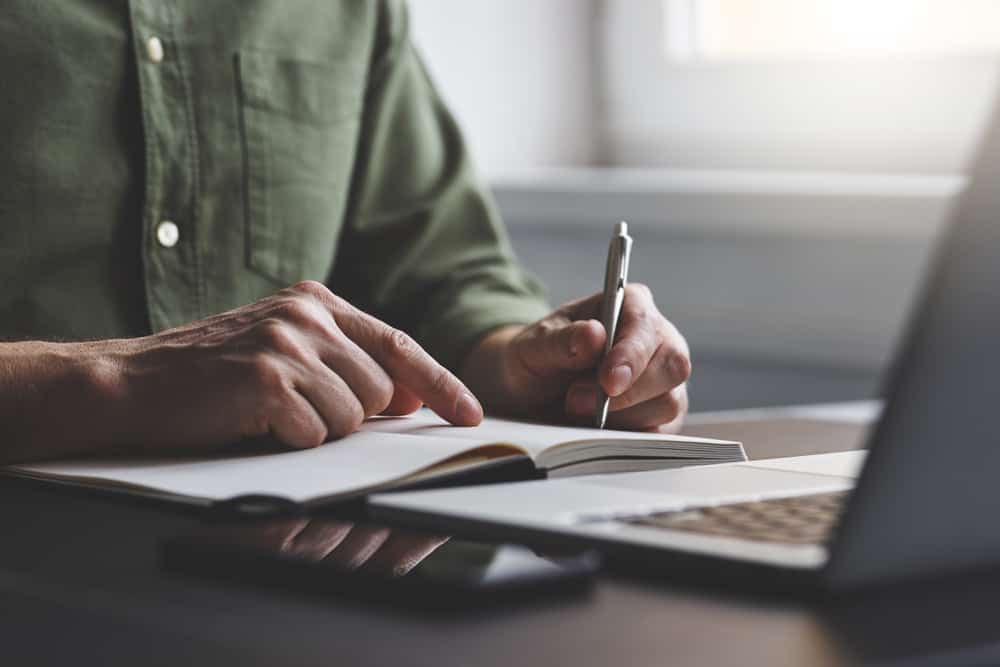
[601,1,1000,173]
[410,1,1000,176]
[408,0,598,176]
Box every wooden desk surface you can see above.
[4,401,997,666]
[681,400,878,460]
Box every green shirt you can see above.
[0,0,549,372]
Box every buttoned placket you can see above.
[129,1,202,331]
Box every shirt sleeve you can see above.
[330,0,551,373]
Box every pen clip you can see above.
[612,222,633,293]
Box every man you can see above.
[0,1,690,463]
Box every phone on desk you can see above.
[161,517,600,608]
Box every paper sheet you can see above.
[8,409,736,504]
[366,410,731,456]
[9,430,500,504]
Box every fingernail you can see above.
[456,392,483,425]
[609,365,632,395]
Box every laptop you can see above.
[369,95,1000,594]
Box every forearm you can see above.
[0,340,126,464]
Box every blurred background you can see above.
[408,0,1000,411]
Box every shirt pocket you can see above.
[237,50,365,286]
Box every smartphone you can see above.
[161,517,600,608]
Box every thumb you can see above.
[513,318,606,376]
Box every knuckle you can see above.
[660,391,681,422]
[658,349,691,384]
[674,352,692,383]
[628,282,653,301]
[290,280,329,299]
[254,318,301,356]
[247,354,285,391]
[329,401,365,438]
[536,317,561,336]
[274,297,317,325]
[675,329,691,359]
[254,317,285,341]
[383,328,419,363]
[429,366,455,397]
[299,421,328,449]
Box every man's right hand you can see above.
[95,280,482,454]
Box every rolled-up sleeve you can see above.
[331,0,551,373]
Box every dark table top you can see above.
[4,410,999,666]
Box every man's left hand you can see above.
[461,284,690,432]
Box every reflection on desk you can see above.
[183,518,451,577]
[161,517,598,606]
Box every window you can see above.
[664,0,1000,61]
[601,1,1000,174]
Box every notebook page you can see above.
[8,431,506,504]
[364,409,729,457]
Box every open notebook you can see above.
[4,410,745,509]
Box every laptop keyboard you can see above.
[621,490,849,545]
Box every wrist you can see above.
[0,340,133,462]
[47,340,140,455]
[76,339,139,449]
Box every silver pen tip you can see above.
[596,399,610,429]
[614,221,628,236]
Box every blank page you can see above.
[365,410,735,457]
[7,430,505,504]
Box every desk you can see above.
[3,402,997,666]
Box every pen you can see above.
[595,221,633,429]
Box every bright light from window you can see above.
[665,0,1000,60]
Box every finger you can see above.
[217,518,309,553]
[381,382,423,416]
[512,318,606,376]
[294,357,366,439]
[265,293,395,420]
[556,291,604,319]
[284,520,354,561]
[604,387,687,431]
[322,525,392,571]
[657,383,689,434]
[293,283,481,426]
[362,533,450,577]
[337,309,482,427]
[601,343,690,411]
[268,386,330,449]
[600,285,680,397]
[315,329,395,418]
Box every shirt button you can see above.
[156,220,180,248]
[146,36,164,63]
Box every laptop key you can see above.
[621,491,850,545]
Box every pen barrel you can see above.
[600,240,621,349]
[595,224,633,428]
